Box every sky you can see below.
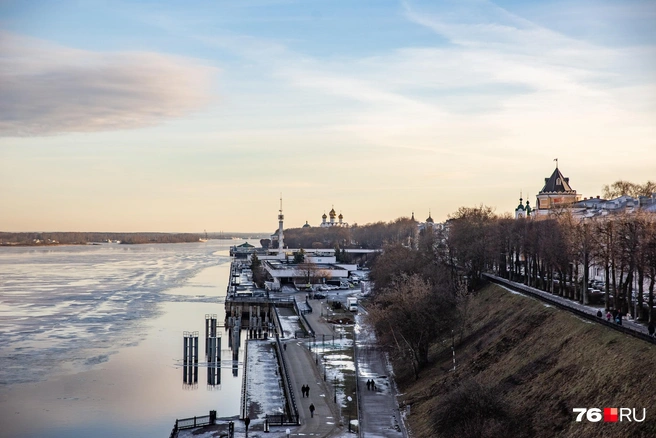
[1,0,655,233]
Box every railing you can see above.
[240,340,249,420]
[265,413,300,426]
[273,306,284,338]
[169,411,216,437]
[226,296,296,305]
[353,323,363,438]
[293,297,315,337]
[275,333,301,424]
[484,274,656,345]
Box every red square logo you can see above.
[604,408,618,422]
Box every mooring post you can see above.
[194,333,199,383]
[205,315,210,354]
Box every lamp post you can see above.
[334,376,338,403]
[347,396,352,432]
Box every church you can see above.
[515,164,582,219]
[319,207,348,228]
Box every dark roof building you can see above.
[535,165,582,215]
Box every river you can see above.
[0,240,253,438]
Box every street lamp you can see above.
[334,376,338,403]
[347,396,352,432]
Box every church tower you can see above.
[535,163,581,215]
[277,195,284,254]
[515,193,526,219]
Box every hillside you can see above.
[398,283,656,438]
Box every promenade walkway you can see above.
[355,313,406,438]
[486,274,655,344]
[282,336,341,437]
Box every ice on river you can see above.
[0,242,231,385]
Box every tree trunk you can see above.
[583,251,589,305]
[623,269,633,318]
[649,274,655,324]
[574,264,579,301]
[604,264,610,310]
[637,266,644,321]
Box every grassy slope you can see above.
[399,283,656,438]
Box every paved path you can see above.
[355,313,406,438]
[304,293,408,437]
[282,337,341,437]
[486,274,655,343]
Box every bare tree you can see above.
[367,273,457,379]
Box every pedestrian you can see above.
[371,379,376,391]
[606,311,612,322]
[596,310,602,318]
[366,379,371,391]
[283,343,287,351]
[309,403,315,418]
[648,322,655,337]
[302,385,307,397]
[306,385,310,397]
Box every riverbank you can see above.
[399,283,656,438]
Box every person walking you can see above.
[366,379,370,391]
[648,322,655,337]
[309,403,315,418]
[306,385,310,397]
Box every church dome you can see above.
[426,210,434,223]
[303,221,311,228]
[516,197,525,211]
[329,208,336,218]
[338,213,343,220]
[322,212,327,219]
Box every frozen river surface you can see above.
[0,240,248,438]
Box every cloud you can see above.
[0,32,217,136]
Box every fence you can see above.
[353,323,363,438]
[265,413,300,427]
[484,274,656,345]
[293,297,315,337]
[240,340,249,420]
[275,333,301,425]
[169,411,216,437]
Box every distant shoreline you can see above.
[0,233,267,247]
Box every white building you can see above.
[320,207,348,227]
